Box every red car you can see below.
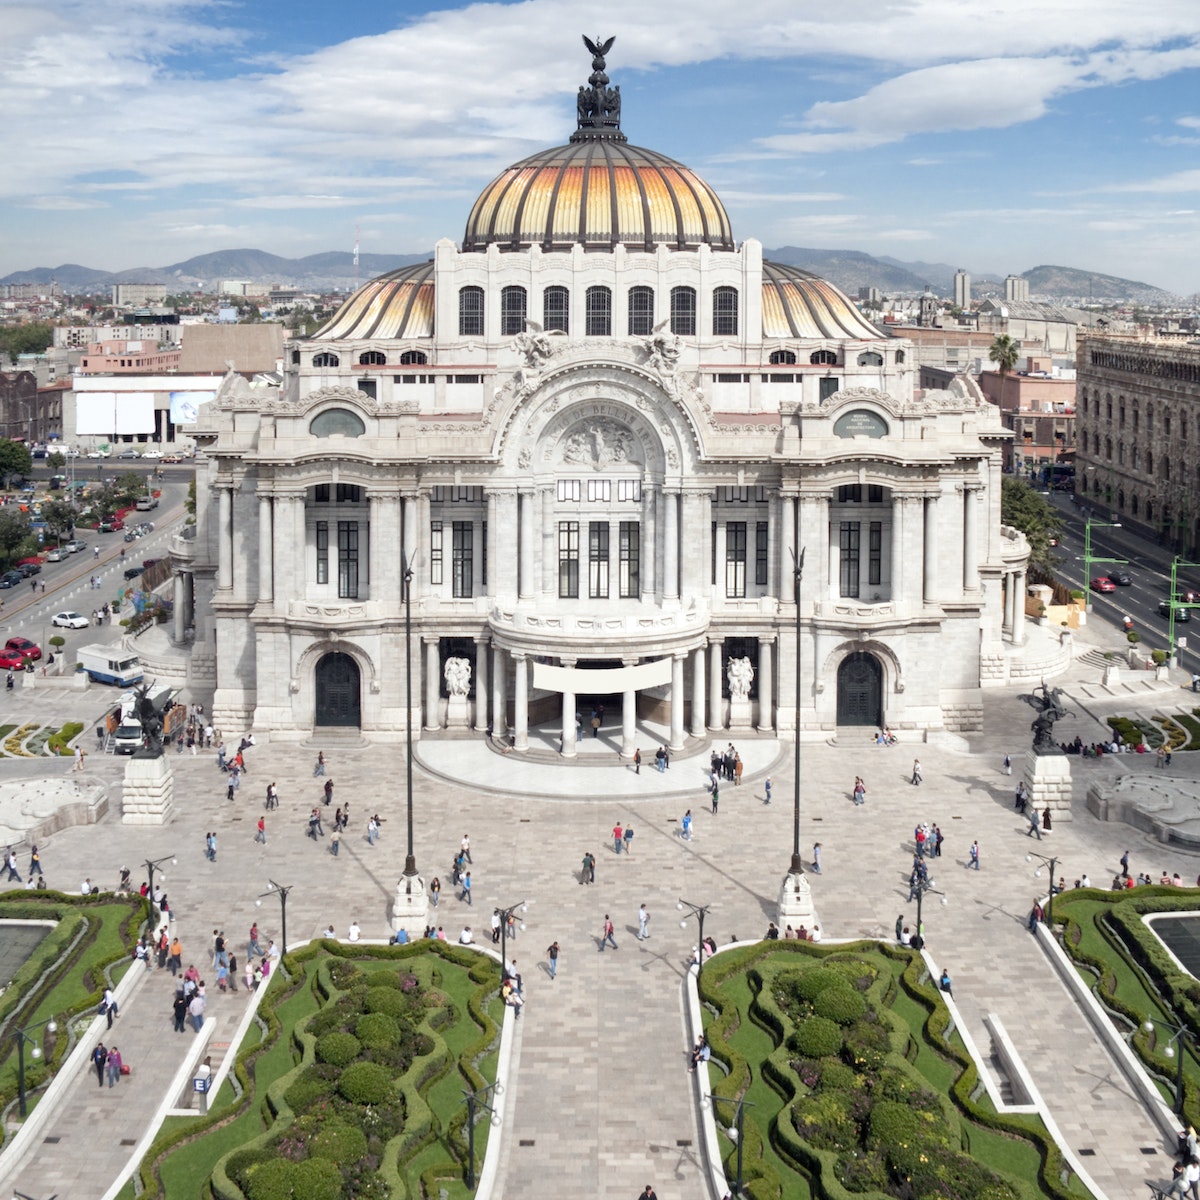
[98,518,124,533]
[0,651,25,670]
[1090,576,1116,593]
[4,637,42,661]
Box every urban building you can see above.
[1075,333,1200,552]
[977,356,1076,476]
[111,283,168,307]
[954,270,971,310]
[1005,275,1030,303]
[177,44,1032,743]
[78,339,183,374]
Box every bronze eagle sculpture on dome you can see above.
[583,35,616,69]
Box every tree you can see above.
[40,498,76,542]
[1001,477,1063,574]
[0,322,54,364]
[0,440,32,488]
[115,471,145,500]
[0,508,30,565]
[46,450,65,471]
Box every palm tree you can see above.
[989,332,1022,469]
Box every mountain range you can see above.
[0,247,1179,305]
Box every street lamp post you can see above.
[790,547,806,876]
[1168,557,1200,661]
[1025,852,1059,929]
[710,1094,757,1196]
[256,879,293,958]
[460,1082,500,1189]
[497,899,527,983]
[911,878,946,945]
[143,854,176,905]
[403,555,417,880]
[1143,1015,1190,1114]
[678,898,713,978]
[1080,516,1125,613]
[16,1014,59,1117]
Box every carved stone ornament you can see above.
[727,655,754,700]
[444,656,472,698]
[560,418,636,470]
[517,447,532,469]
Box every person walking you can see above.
[491,909,502,944]
[1121,849,1131,880]
[460,871,472,905]
[430,876,441,907]
[612,821,624,854]
[911,758,922,786]
[1026,806,1042,839]
[189,991,206,1033]
[103,985,119,1028]
[681,810,693,842]
[1003,753,1012,775]
[254,815,266,845]
[546,940,559,979]
[637,904,650,940]
[323,779,334,806]
[92,1042,107,1087]
[852,777,866,806]
[711,782,719,814]
[581,851,595,884]
[265,782,278,810]
[764,775,772,805]
[172,990,187,1033]
[313,751,326,777]
[623,824,634,855]
[600,914,618,951]
[460,833,472,864]
[633,747,641,774]
[4,847,22,883]
[812,842,822,874]
[72,745,85,772]
[969,840,980,870]
[1042,805,1052,832]
[330,828,340,856]
[106,1045,123,1087]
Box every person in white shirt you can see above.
[267,940,281,964]
[81,877,91,895]
[458,926,473,945]
[323,924,336,939]
[347,920,361,942]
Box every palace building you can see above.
[176,41,1031,746]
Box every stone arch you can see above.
[294,639,376,729]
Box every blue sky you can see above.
[4,0,1200,295]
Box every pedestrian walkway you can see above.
[0,649,1195,1199]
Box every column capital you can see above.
[758,633,777,646]
[473,634,490,646]
[708,635,726,646]
[511,650,527,663]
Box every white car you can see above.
[51,611,90,629]
[86,449,110,459]
[45,546,68,562]
[140,448,163,459]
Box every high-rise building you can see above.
[953,270,971,309]
[1005,275,1029,302]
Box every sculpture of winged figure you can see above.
[1017,680,1073,753]
[583,34,615,69]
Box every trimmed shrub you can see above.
[867,1099,920,1149]
[309,1121,368,1165]
[284,1068,333,1115]
[355,1011,400,1050]
[337,1060,391,1105]
[816,1060,857,1093]
[363,970,402,988]
[315,1031,361,1067]
[246,1158,342,1200]
[813,984,867,1026]
[791,968,845,1003]
[364,986,407,1018]
[790,1015,842,1058]
[792,1090,857,1152]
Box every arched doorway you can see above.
[837,652,882,727]
[315,652,361,727]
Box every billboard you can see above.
[169,391,216,425]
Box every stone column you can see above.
[541,486,556,596]
[217,485,233,590]
[402,491,418,572]
[512,653,529,752]
[257,492,273,604]
[474,637,489,734]
[962,486,979,593]
[185,573,195,628]
[779,493,796,602]
[641,487,656,598]
[803,495,831,604]
[497,491,519,597]
[923,493,940,606]
[708,639,724,730]
[621,657,638,757]
[890,495,905,607]
[560,657,576,759]
[293,492,307,601]
[1003,572,1014,636]
[1012,569,1027,646]
[370,492,401,605]
[491,645,508,737]
[757,637,775,732]
[424,638,440,730]
[663,489,679,600]
[690,645,707,738]
[485,492,499,597]
[669,654,686,751]
[519,490,535,599]
[173,573,186,642]
[767,491,780,599]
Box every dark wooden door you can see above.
[315,652,361,727]
[836,652,881,726]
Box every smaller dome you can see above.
[313,261,434,341]
[761,262,886,341]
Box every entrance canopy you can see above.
[533,658,671,695]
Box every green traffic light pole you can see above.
[1081,515,1125,613]
[1167,557,1200,664]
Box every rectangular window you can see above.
[558,521,579,598]
[868,521,882,586]
[755,520,768,586]
[336,483,362,503]
[819,376,841,401]
[617,479,642,502]
[837,484,862,503]
[586,479,611,503]
[839,521,860,597]
[314,484,330,503]
[316,520,329,584]
[430,521,443,586]
[337,521,359,599]
[586,286,612,337]
[867,484,883,504]
[627,286,654,336]
[588,522,610,599]
[557,478,581,502]
[619,521,640,598]
[725,521,747,598]
[452,521,473,598]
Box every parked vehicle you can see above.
[76,645,143,686]
[16,561,41,577]
[66,539,87,554]
[98,518,124,533]
[51,611,90,629]
[0,571,21,589]
[45,546,68,562]
[0,651,26,670]
[115,449,141,460]
[135,495,159,511]
[5,637,41,661]
[123,565,145,580]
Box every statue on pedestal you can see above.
[1019,681,1073,754]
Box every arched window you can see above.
[1117,441,1125,465]
[857,351,883,367]
[769,349,797,365]
[1118,401,1125,427]
[670,286,696,336]
[1132,445,1139,470]
[399,349,428,365]
[627,286,654,336]
[586,286,611,336]
[310,408,366,438]
[501,286,527,337]
[1132,494,1140,517]
[895,349,906,365]
[1147,404,1154,432]
[1080,430,1089,455]
[1166,412,1173,436]
[358,350,386,366]
[312,351,339,368]
[290,350,300,365]
[1105,437,1112,460]
[1147,451,1154,474]
[1147,500,1155,523]
[1105,393,1112,420]
[1118,489,1125,511]
[1166,459,1172,482]
[1079,389,1088,415]
[810,350,838,366]
[458,286,484,337]
[543,286,569,334]
[713,286,738,336]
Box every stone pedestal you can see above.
[445,695,470,728]
[122,753,175,825]
[728,699,753,729]
[777,869,819,929]
[390,873,429,938]
[1023,750,1073,823]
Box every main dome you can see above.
[463,140,734,253]
[463,35,732,253]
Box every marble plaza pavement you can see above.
[1,651,1197,1199]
